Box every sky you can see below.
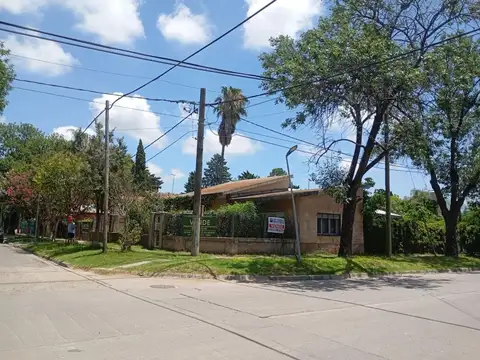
[0,0,430,195]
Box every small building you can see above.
[178,176,364,254]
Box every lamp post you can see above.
[286,145,301,263]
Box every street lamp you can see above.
[286,145,302,263]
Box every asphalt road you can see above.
[1,244,479,359]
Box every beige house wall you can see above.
[294,193,364,254]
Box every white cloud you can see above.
[171,168,186,179]
[147,163,163,177]
[183,130,261,156]
[157,3,212,45]
[0,0,48,14]
[63,0,144,45]
[0,115,6,123]
[4,33,79,76]
[243,0,322,50]
[0,0,144,45]
[53,125,95,141]
[90,93,166,148]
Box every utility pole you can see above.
[171,173,176,194]
[385,112,392,257]
[34,196,40,242]
[192,88,206,256]
[103,100,110,253]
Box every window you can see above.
[317,214,341,235]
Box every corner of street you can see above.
[1,244,479,359]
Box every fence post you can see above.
[148,213,156,250]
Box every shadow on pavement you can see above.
[251,275,453,293]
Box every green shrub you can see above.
[458,222,480,256]
[215,202,263,238]
[365,217,445,255]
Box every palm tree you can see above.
[213,86,249,161]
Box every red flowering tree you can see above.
[5,170,36,218]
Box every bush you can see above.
[215,202,263,238]
[458,222,480,256]
[365,217,445,255]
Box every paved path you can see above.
[1,244,480,359]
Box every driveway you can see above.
[1,244,479,359]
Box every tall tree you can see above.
[0,42,15,115]
[184,171,196,193]
[202,154,232,187]
[238,171,260,180]
[133,140,147,187]
[260,0,476,256]
[395,36,480,256]
[213,86,249,161]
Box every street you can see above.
[1,245,479,359]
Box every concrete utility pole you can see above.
[384,112,392,257]
[103,100,110,253]
[34,196,40,242]
[171,173,176,194]
[192,88,206,256]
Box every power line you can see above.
[11,86,193,120]
[237,117,425,171]
[146,131,193,163]
[233,132,425,174]
[81,0,277,135]
[9,53,220,93]
[0,22,269,81]
[139,110,196,155]
[14,78,198,105]
[207,27,480,107]
[108,0,278,111]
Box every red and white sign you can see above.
[267,217,285,234]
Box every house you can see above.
[178,176,364,254]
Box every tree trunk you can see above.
[51,219,60,242]
[338,197,357,257]
[444,212,459,257]
[221,145,225,162]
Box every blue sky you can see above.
[0,0,429,195]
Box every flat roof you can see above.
[232,189,322,201]
[177,176,290,197]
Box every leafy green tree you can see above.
[213,86,249,161]
[260,0,475,256]
[0,124,68,174]
[394,36,480,256]
[238,171,260,180]
[202,154,232,187]
[184,171,196,193]
[33,152,88,240]
[0,42,15,115]
[269,168,287,177]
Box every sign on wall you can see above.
[182,215,217,237]
[267,217,285,234]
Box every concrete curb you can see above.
[11,244,72,269]
[10,244,480,282]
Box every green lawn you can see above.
[20,242,480,277]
